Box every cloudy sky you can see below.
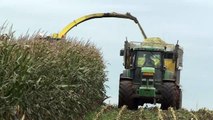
[1,0,213,110]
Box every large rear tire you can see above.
[160,82,179,110]
[118,80,138,110]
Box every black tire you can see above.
[118,80,138,110]
[160,82,179,110]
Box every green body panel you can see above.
[141,67,155,73]
[139,86,156,97]
[138,67,156,97]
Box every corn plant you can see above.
[0,33,107,119]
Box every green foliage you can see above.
[0,36,106,119]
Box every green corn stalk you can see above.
[0,32,107,119]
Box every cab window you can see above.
[136,51,161,68]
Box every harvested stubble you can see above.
[87,106,213,120]
[0,36,106,119]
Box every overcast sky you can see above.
[1,0,213,110]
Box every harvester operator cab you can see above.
[136,51,163,81]
[136,51,162,69]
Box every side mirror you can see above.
[120,49,124,56]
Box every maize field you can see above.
[0,26,107,119]
[87,105,213,120]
